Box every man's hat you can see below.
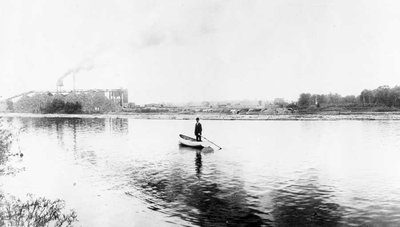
[196,117,199,120]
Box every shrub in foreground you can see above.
[0,194,78,227]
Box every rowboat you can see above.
[179,134,208,148]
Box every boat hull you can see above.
[179,134,206,148]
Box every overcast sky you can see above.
[1,0,400,104]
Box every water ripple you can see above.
[4,117,400,226]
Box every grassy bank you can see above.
[297,104,400,114]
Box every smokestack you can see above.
[73,72,76,92]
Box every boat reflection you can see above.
[195,151,202,178]
[178,144,214,153]
[124,145,268,226]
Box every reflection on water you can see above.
[0,118,78,226]
[271,170,343,226]
[125,146,267,226]
[2,118,400,226]
[110,118,129,133]
[195,151,202,178]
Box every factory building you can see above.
[106,89,129,107]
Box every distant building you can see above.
[262,107,291,115]
[105,89,129,107]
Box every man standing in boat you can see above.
[195,117,202,141]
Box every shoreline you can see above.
[2,112,400,120]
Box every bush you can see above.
[6,100,13,111]
[42,99,65,113]
[64,102,82,114]
[286,103,298,110]
[0,118,12,154]
[14,92,120,114]
[0,194,78,227]
[305,105,318,112]
[41,99,82,114]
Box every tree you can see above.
[316,94,327,105]
[298,93,312,108]
[326,93,342,104]
[64,102,82,114]
[375,85,391,106]
[391,86,400,107]
[273,98,287,107]
[6,100,13,111]
[42,99,65,113]
[360,89,373,105]
[342,95,357,104]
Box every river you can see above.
[1,117,400,226]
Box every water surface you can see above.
[2,117,400,226]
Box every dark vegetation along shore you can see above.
[296,85,400,114]
[3,85,400,117]
[9,91,120,114]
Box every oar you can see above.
[201,136,222,150]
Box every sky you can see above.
[1,0,400,104]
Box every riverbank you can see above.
[3,112,400,120]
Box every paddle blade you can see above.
[201,147,214,153]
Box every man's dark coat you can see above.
[195,123,202,135]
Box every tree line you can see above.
[297,85,400,108]
[41,99,82,114]
[13,92,121,113]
